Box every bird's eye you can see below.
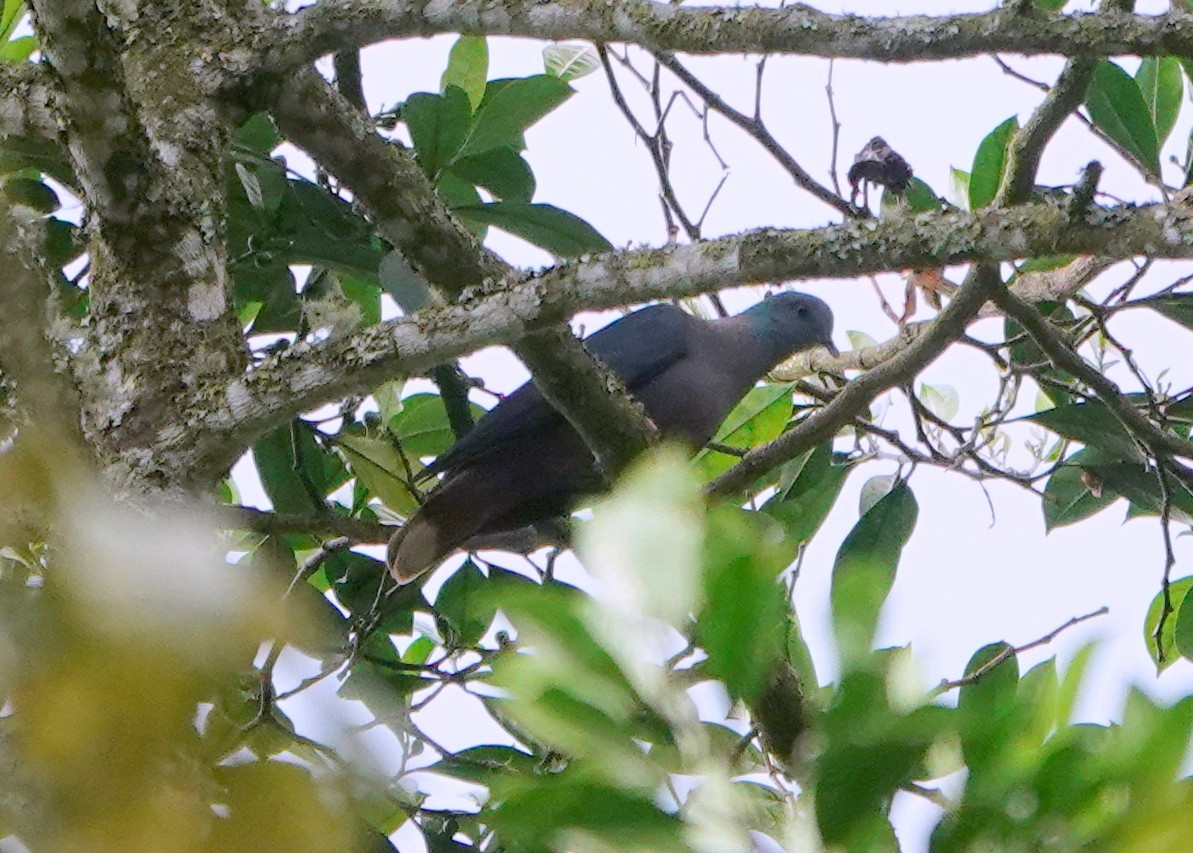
[795,306,808,317]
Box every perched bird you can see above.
[387,292,836,583]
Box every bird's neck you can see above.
[713,314,793,384]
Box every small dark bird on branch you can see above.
[848,137,913,207]
[387,293,836,583]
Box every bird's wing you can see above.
[422,304,695,477]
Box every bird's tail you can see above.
[385,515,445,585]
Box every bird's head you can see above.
[745,291,836,360]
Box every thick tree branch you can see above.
[30,0,248,493]
[0,63,58,142]
[265,69,657,485]
[177,197,1193,477]
[267,4,1193,78]
[515,328,657,478]
[0,208,86,448]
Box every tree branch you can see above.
[991,286,1193,461]
[514,328,657,478]
[179,196,1193,478]
[0,63,58,142]
[707,265,1005,497]
[264,69,657,485]
[266,3,1193,78]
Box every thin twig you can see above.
[933,606,1109,695]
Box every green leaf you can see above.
[1174,583,1193,662]
[491,776,685,852]
[389,393,485,459]
[1034,0,1067,11]
[440,36,488,110]
[403,87,472,178]
[763,444,852,544]
[1136,57,1183,148]
[918,382,959,421]
[434,559,495,647]
[446,146,536,203]
[543,43,600,82]
[698,508,789,705]
[1042,450,1119,531]
[378,252,431,312]
[0,34,33,62]
[430,745,538,786]
[1025,400,1145,462]
[453,201,611,256]
[457,75,573,159]
[1149,292,1193,332]
[969,116,1018,209]
[337,433,421,516]
[234,113,280,154]
[251,421,350,514]
[580,447,704,628]
[0,0,24,43]
[830,480,918,665]
[696,383,792,479]
[1145,576,1193,672]
[1085,61,1161,176]
[3,176,58,213]
[881,177,938,214]
[957,641,1019,769]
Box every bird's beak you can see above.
[822,339,839,357]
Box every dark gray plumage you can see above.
[387,292,835,582]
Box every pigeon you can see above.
[387,292,835,582]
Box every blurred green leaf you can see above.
[1136,57,1183,148]
[949,166,970,210]
[1149,292,1193,332]
[453,201,611,256]
[3,176,58,213]
[831,480,918,665]
[457,75,573,159]
[958,641,1019,769]
[0,0,24,42]
[817,670,945,847]
[434,559,492,647]
[430,745,538,786]
[0,34,32,62]
[491,775,686,852]
[918,382,959,421]
[698,508,789,705]
[881,176,938,214]
[1085,61,1161,176]
[1173,583,1193,663]
[969,116,1018,209]
[440,36,489,110]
